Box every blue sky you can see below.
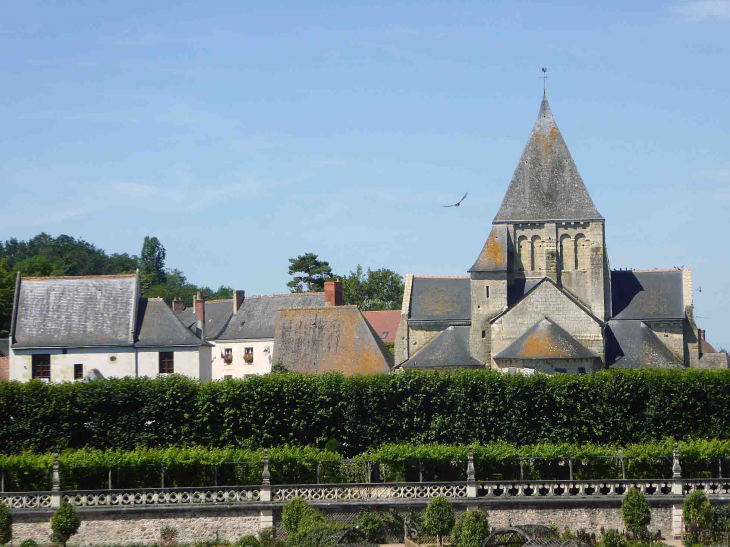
[2,0,729,349]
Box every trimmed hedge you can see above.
[1,370,729,454]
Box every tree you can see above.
[453,510,489,547]
[140,236,167,287]
[287,253,333,293]
[0,502,12,545]
[424,496,455,547]
[340,265,404,310]
[621,488,651,539]
[50,501,80,546]
[684,490,712,545]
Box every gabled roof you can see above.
[606,320,684,369]
[135,299,208,347]
[218,293,325,340]
[362,310,401,344]
[495,318,598,360]
[175,300,233,340]
[272,306,392,375]
[400,326,482,369]
[611,270,685,320]
[469,225,508,273]
[409,276,471,321]
[12,274,138,348]
[494,96,602,223]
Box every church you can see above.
[394,95,727,373]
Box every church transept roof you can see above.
[494,317,599,361]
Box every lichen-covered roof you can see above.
[469,225,508,272]
[219,293,325,340]
[494,96,602,222]
[175,300,233,340]
[700,338,718,354]
[135,299,207,347]
[495,318,598,360]
[400,326,482,369]
[606,320,684,368]
[409,277,471,321]
[362,310,401,344]
[611,270,684,320]
[272,306,392,375]
[12,275,138,348]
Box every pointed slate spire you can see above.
[494,96,602,222]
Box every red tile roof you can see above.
[362,310,401,344]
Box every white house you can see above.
[8,272,212,382]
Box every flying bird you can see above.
[443,192,468,208]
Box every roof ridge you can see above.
[21,273,137,280]
[280,305,358,311]
[413,275,470,279]
[248,292,325,299]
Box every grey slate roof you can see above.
[508,278,542,306]
[494,318,598,360]
[175,300,233,340]
[13,275,137,348]
[409,277,471,321]
[469,225,508,272]
[606,320,684,368]
[218,293,325,340]
[135,299,207,347]
[611,270,685,320]
[494,96,603,222]
[0,339,8,357]
[400,326,482,369]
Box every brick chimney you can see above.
[195,291,205,340]
[234,290,245,314]
[324,280,343,307]
[699,329,706,341]
[172,298,185,312]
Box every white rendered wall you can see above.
[137,347,204,379]
[209,339,274,379]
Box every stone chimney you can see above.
[699,329,706,342]
[234,290,245,314]
[324,280,343,307]
[195,291,205,340]
[172,298,185,312]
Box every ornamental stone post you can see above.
[51,453,61,508]
[466,446,477,498]
[260,449,271,502]
[671,443,684,540]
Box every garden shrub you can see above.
[621,488,651,539]
[0,502,12,545]
[283,499,315,535]
[358,510,383,543]
[600,529,627,547]
[50,501,80,546]
[19,541,40,547]
[683,491,712,546]
[453,509,489,547]
[236,536,261,547]
[424,496,455,547]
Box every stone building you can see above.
[395,95,726,373]
[0,338,8,380]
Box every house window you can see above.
[380,332,388,339]
[554,367,567,374]
[32,354,51,382]
[74,364,83,380]
[578,367,586,375]
[244,347,254,364]
[482,330,486,339]
[224,375,232,380]
[223,348,233,364]
[485,286,490,298]
[159,352,174,374]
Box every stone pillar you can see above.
[260,509,274,531]
[671,443,684,540]
[260,449,272,502]
[51,453,61,508]
[466,446,477,498]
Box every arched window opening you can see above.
[531,236,542,271]
[575,234,588,270]
[559,234,572,272]
[517,236,529,271]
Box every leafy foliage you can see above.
[140,236,167,287]
[340,265,404,310]
[357,510,384,543]
[0,502,12,545]
[683,491,712,546]
[600,529,627,547]
[283,499,315,535]
[50,500,80,546]
[287,253,334,293]
[19,541,40,547]
[423,496,455,547]
[453,509,489,547]
[1,371,730,458]
[621,488,651,539]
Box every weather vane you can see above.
[540,67,548,95]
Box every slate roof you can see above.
[135,299,208,347]
[0,339,8,357]
[174,300,233,340]
[218,293,325,340]
[12,275,138,348]
[606,320,684,369]
[400,326,482,369]
[272,306,392,375]
[508,278,542,306]
[469,225,508,272]
[611,270,685,320]
[409,277,471,321]
[494,96,602,222]
[494,318,598,360]
[362,310,401,344]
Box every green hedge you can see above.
[1,370,729,454]
[2,440,729,491]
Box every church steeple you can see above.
[494,96,602,223]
